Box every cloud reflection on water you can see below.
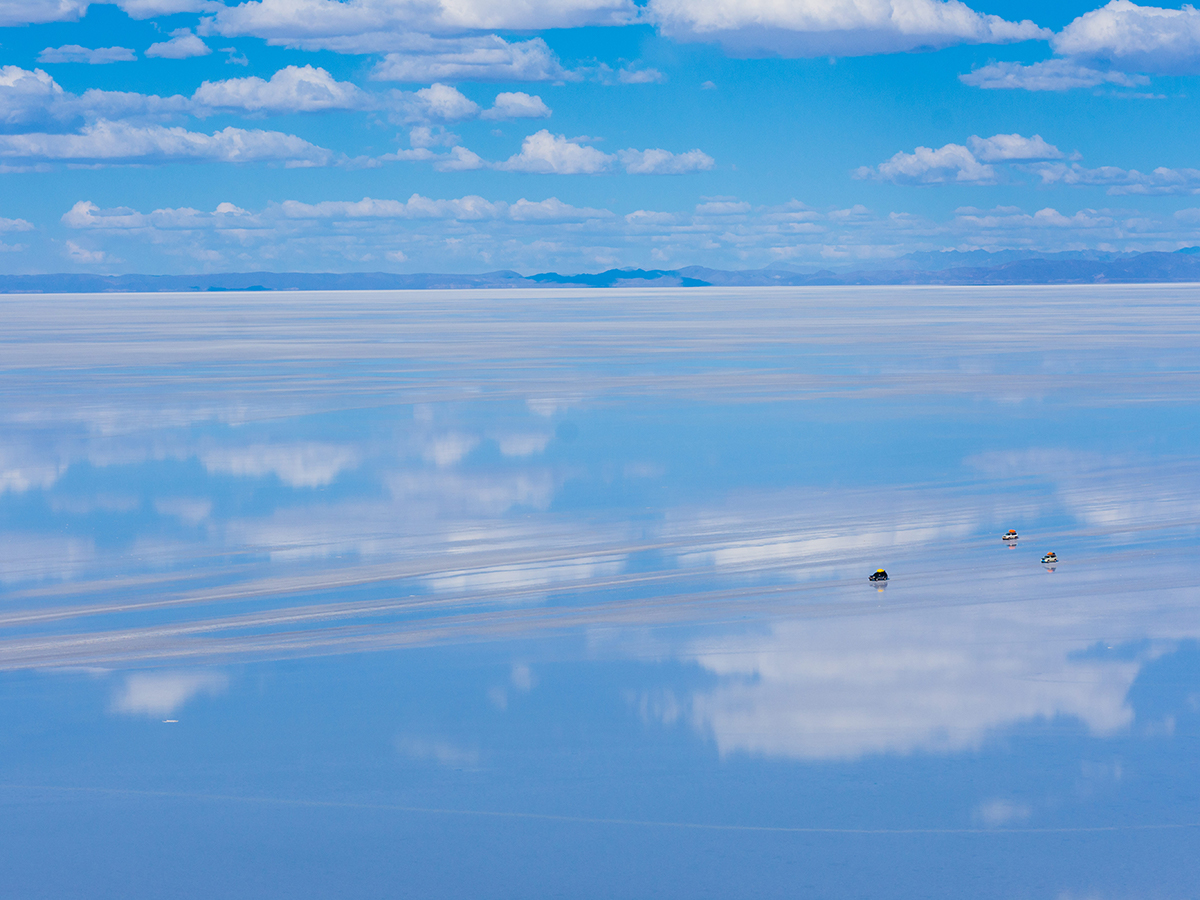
[111,670,229,717]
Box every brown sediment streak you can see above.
[1,555,1195,671]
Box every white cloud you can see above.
[966,133,1062,162]
[408,125,459,148]
[221,46,250,65]
[192,64,363,113]
[1053,0,1200,75]
[64,240,107,263]
[54,189,1194,273]
[855,142,995,184]
[275,193,615,223]
[2,64,386,124]
[146,28,213,59]
[497,130,714,175]
[0,0,88,26]
[111,671,229,716]
[279,193,503,220]
[0,66,197,126]
[646,0,1049,57]
[0,120,334,166]
[508,197,610,220]
[960,2,1200,92]
[433,144,485,171]
[399,82,479,121]
[695,199,751,215]
[0,66,66,126]
[63,199,260,230]
[856,133,1060,184]
[481,91,551,120]
[498,130,613,174]
[617,66,665,83]
[205,0,637,44]
[37,45,136,64]
[1029,162,1200,195]
[368,35,572,81]
[117,0,216,17]
[0,216,33,231]
[960,58,1150,91]
[618,147,715,174]
[953,205,1114,229]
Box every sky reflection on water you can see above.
[1,286,1200,899]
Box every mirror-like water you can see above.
[2,285,1199,898]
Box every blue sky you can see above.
[2,0,1200,273]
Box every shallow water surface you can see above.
[1,285,1199,898]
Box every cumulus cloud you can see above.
[1029,162,1200,196]
[395,82,479,121]
[408,125,459,148]
[498,130,612,174]
[192,64,363,113]
[498,130,714,175]
[617,66,665,83]
[2,64,516,136]
[63,198,260,230]
[277,193,611,221]
[433,145,485,171]
[368,35,572,81]
[117,0,216,17]
[0,65,375,126]
[966,133,1063,162]
[0,120,333,166]
[953,205,1114,229]
[50,191,1195,273]
[481,91,551,120]
[646,0,1049,57]
[1053,0,1200,75]
[507,196,611,220]
[146,28,213,59]
[962,2,1200,92]
[855,142,995,184]
[0,0,88,26]
[856,133,1063,183]
[618,147,715,174]
[37,45,137,64]
[0,216,33,231]
[960,58,1150,91]
[63,240,108,263]
[0,66,66,126]
[204,0,637,46]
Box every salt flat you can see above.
[0,286,1198,898]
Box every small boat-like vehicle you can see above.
[1041,551,1057,565]
[869,568,889,582]
[1003,530,1019,541]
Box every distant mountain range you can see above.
[5,248,1200,293]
